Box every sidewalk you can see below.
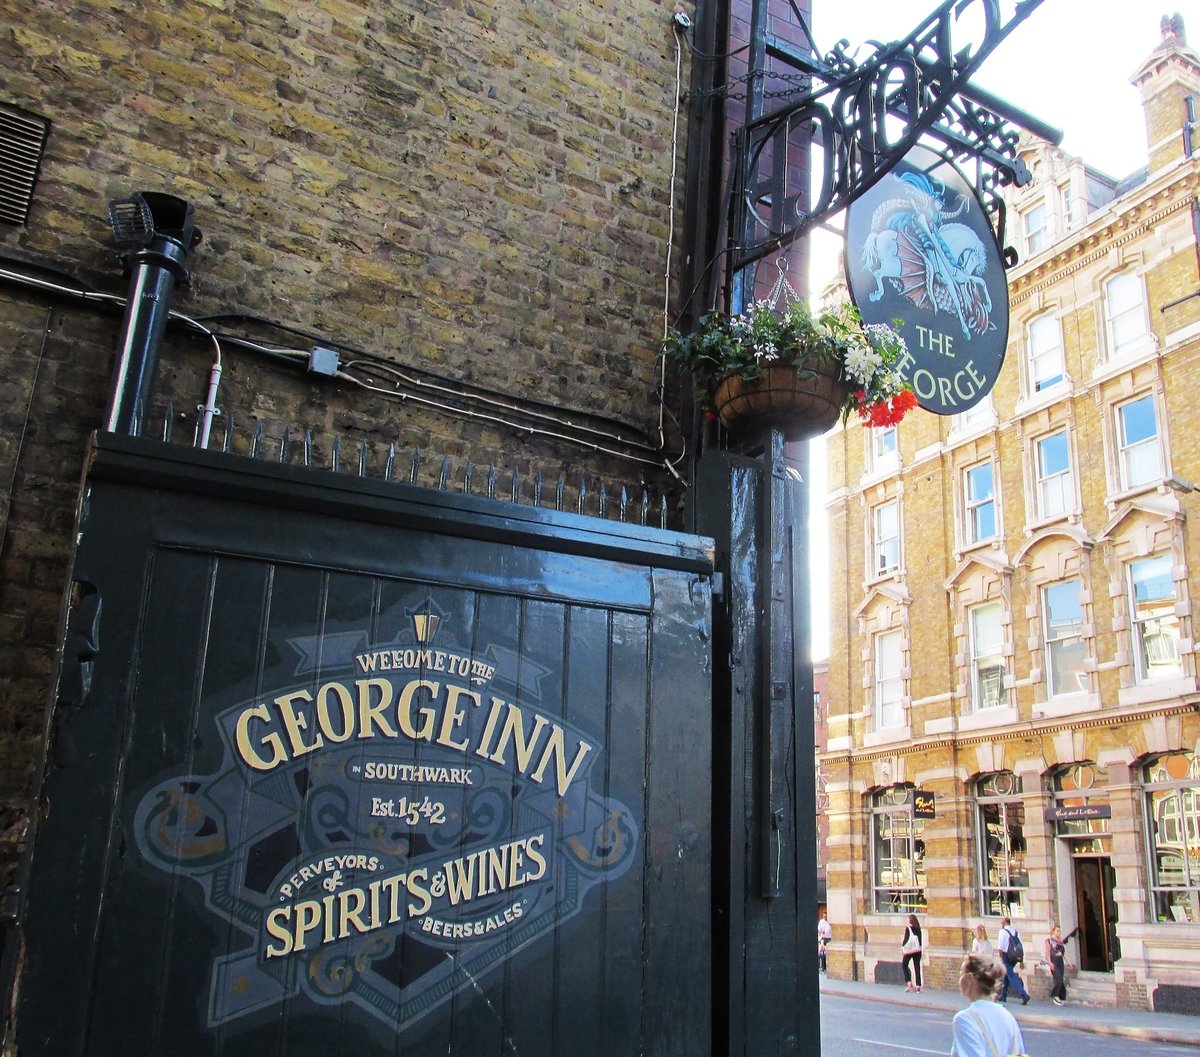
[819,975,1200,1047]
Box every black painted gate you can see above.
[16,434,714,1057]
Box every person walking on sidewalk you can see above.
[996,916,1030,1005]
[951,953,1028,1057]
[901,913,924,992]
[818,912,833,975]
[1045,923,1070,1006]
[970,923,993,958]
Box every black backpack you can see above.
[1005,928,1024,963]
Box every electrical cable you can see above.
[334,370,668,470]
[192,311,645,438]
[658,20,688,483]
[0,261,685,473]
[339,358,660,455]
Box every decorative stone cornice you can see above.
[1007,168,1200,307]
[818,700,1198,766]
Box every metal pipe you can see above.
[104,233,191,435]
[196,356,223,450]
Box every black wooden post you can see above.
[694,425,820,1057]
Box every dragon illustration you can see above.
[860,171,994,339]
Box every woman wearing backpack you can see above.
[901,913,924,992]
[951,953,1028,1056]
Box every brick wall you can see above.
[0,0,689,901]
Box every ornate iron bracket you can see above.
[728,0,1059,306]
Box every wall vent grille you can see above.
[0,103,50,226]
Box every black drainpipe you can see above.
[103,192,201,436]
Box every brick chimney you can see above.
[1131,13,1200,172]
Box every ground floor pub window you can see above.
[977,772,1028,916]
[871,786,927,913]
[1145,750,1200,924]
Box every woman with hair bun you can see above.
[951,953,1028,1057]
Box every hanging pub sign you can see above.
[133,602,637,1034]
[912,789,936,819]
[845,144,1009,415]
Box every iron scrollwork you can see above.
[729,0,1054,299]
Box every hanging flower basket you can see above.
[711,360,846,441]
[662,297,915,439]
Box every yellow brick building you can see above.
[822,16,1200,1011]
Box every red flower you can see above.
[857,389,917,428]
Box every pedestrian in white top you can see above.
[951,953,1028,1057]
[970,923,993,958]
[996,915,1030,1005]
[817,913,832,974]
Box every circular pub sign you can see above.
[845,145,1008,415]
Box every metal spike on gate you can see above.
[222,414,233,453]
[577,478,587,515]
[251,419,263,459]
[659,495,668,529]
[510,466,521,504]
[619,485,628,522]
[534,471,543,507]
[330,435,340,473]
[487,465,496,499]
[279,426,291,464]
[555,474,565,511]
[358,441,368,478]
[410,447,421,484]
[304,431,314,468]
[641,489,650,526]
[598,482,607,518]
[438,457,451,490]
[464,462,474,496]
[384,442,396,481]
[163,403,174,443]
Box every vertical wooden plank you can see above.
[600,607,651,1056]
[787,445,821,1052]
[490,598,565,1057]
[545,602,614,1051]
[17,483,162,1056]
[642,568,712,1057]
[83,547,224,1057]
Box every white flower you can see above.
[843,342,882,386]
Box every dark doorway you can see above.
[1073,857,1117,972]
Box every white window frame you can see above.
[1105,271,1150,358]
[976,773,1028,916]
[1027,315,1065,394]
[1116,393,1164,490]
[1128,555,1181,683]
[1043,579,1086,697]
[875,629,904,730]
[958,392,993,429]
[873,499,901,576]
[1143,752,1200,924]
[970,602,1007,710]
[871,423,898,467]
[1023,201,1048,255]
[871,787,927,914]
[1061,184,1082,229]
[1035,429,1074,520]
[963,460,997,545]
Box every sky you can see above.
[804,0,1200,659]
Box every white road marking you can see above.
[849,1040,945,1054]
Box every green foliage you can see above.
[662,299,912,422]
